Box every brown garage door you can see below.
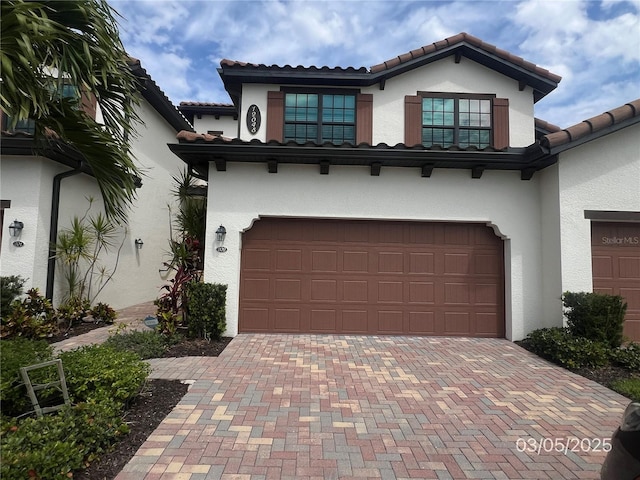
[239,218,504,337]
[592,222,640,342]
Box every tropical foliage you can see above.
[0,0,142,222]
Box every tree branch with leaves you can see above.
[1,0,142,222]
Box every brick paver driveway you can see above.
[117,335,628,480]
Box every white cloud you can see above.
[108,0,639,127]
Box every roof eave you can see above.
[374,43,559,101]
[542,115,640,155]
[129,63,195,133]
[168,140,557,180]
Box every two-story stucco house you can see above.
[1,59,195,309]
[169,33,640,341]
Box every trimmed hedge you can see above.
[562,291,627,348]
[185,282,227,340]
[521,327,610,369]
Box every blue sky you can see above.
[110,0,640,129]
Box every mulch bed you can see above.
[45,322,232,480]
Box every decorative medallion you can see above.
[246,104,261,135]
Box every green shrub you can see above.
[611,343,640,371]
[0,339,55,417]
[58,345,149,407]
[562,291,627,348]
[90,302,117,324]
[521,327,610,369]
[56,297,91,328]
[0,401,128,479]
[0,288,58,339]
[610,378,640,402]
[185,282,227,339]
[0,275,26,320]
[104,330,182,359]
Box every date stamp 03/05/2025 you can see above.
[516,437,611,455]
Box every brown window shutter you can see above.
[266,91,284,142]
[492,98,509,149]
[80,89,97,120]
[404,95,422,146]
[356,93,373,145]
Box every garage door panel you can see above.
[243,248,272,270]
[377,252,404,273]
[619,257,640,279]
[343,251,368,272]
[444,253,470,275]
[409,252,435,274]
[409,282,435,304]
[239,219,504,337]
[476,313,499,335]
[377,281,403,303]
[276,249,302,271]
[275,279,302,301]
[241,308,270,331]
[311,250,338,272]
[475,284,499,305]
[444,283,470,304]
[310,279,338,301]
[593,256,614,279]
[409,311,436,334]
[343,281,368,302]
[243,278,270,300]
[274,308,301,331]
[342,310,369,333]
[475,254,502,275]
[377,311,404,333]
[310,309,336,332]
[444,225,470,245]
[444,312,470,334]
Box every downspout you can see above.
[45,165,85,301]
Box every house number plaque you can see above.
[246,104,261,135]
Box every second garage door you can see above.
[239,218,504,337]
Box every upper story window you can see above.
[406,93,508,149]
[284,92,356,144]
[421,94,493,148]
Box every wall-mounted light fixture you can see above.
[8,219,24,247]
[134,238,144,250]
[215,225,227,253]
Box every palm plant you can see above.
[1,0,141,222]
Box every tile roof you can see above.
[535,118,562,134]
[541,99,640,150]
[179,102,235,107]
[127,58,194,132]
[370,32,562,84]
[218,33,561,103]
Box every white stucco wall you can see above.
[1,157,65,293]
[538,163,563,326]
[61,99,186,309]
[1,99,188,310]
[557,124,640,295]
[204,162,547,340]
[236,56,535,147]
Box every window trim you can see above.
[281,87,360,144]
[417,92,496,148]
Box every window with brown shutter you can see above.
[266,89,372,144]
[406,93,509,149]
